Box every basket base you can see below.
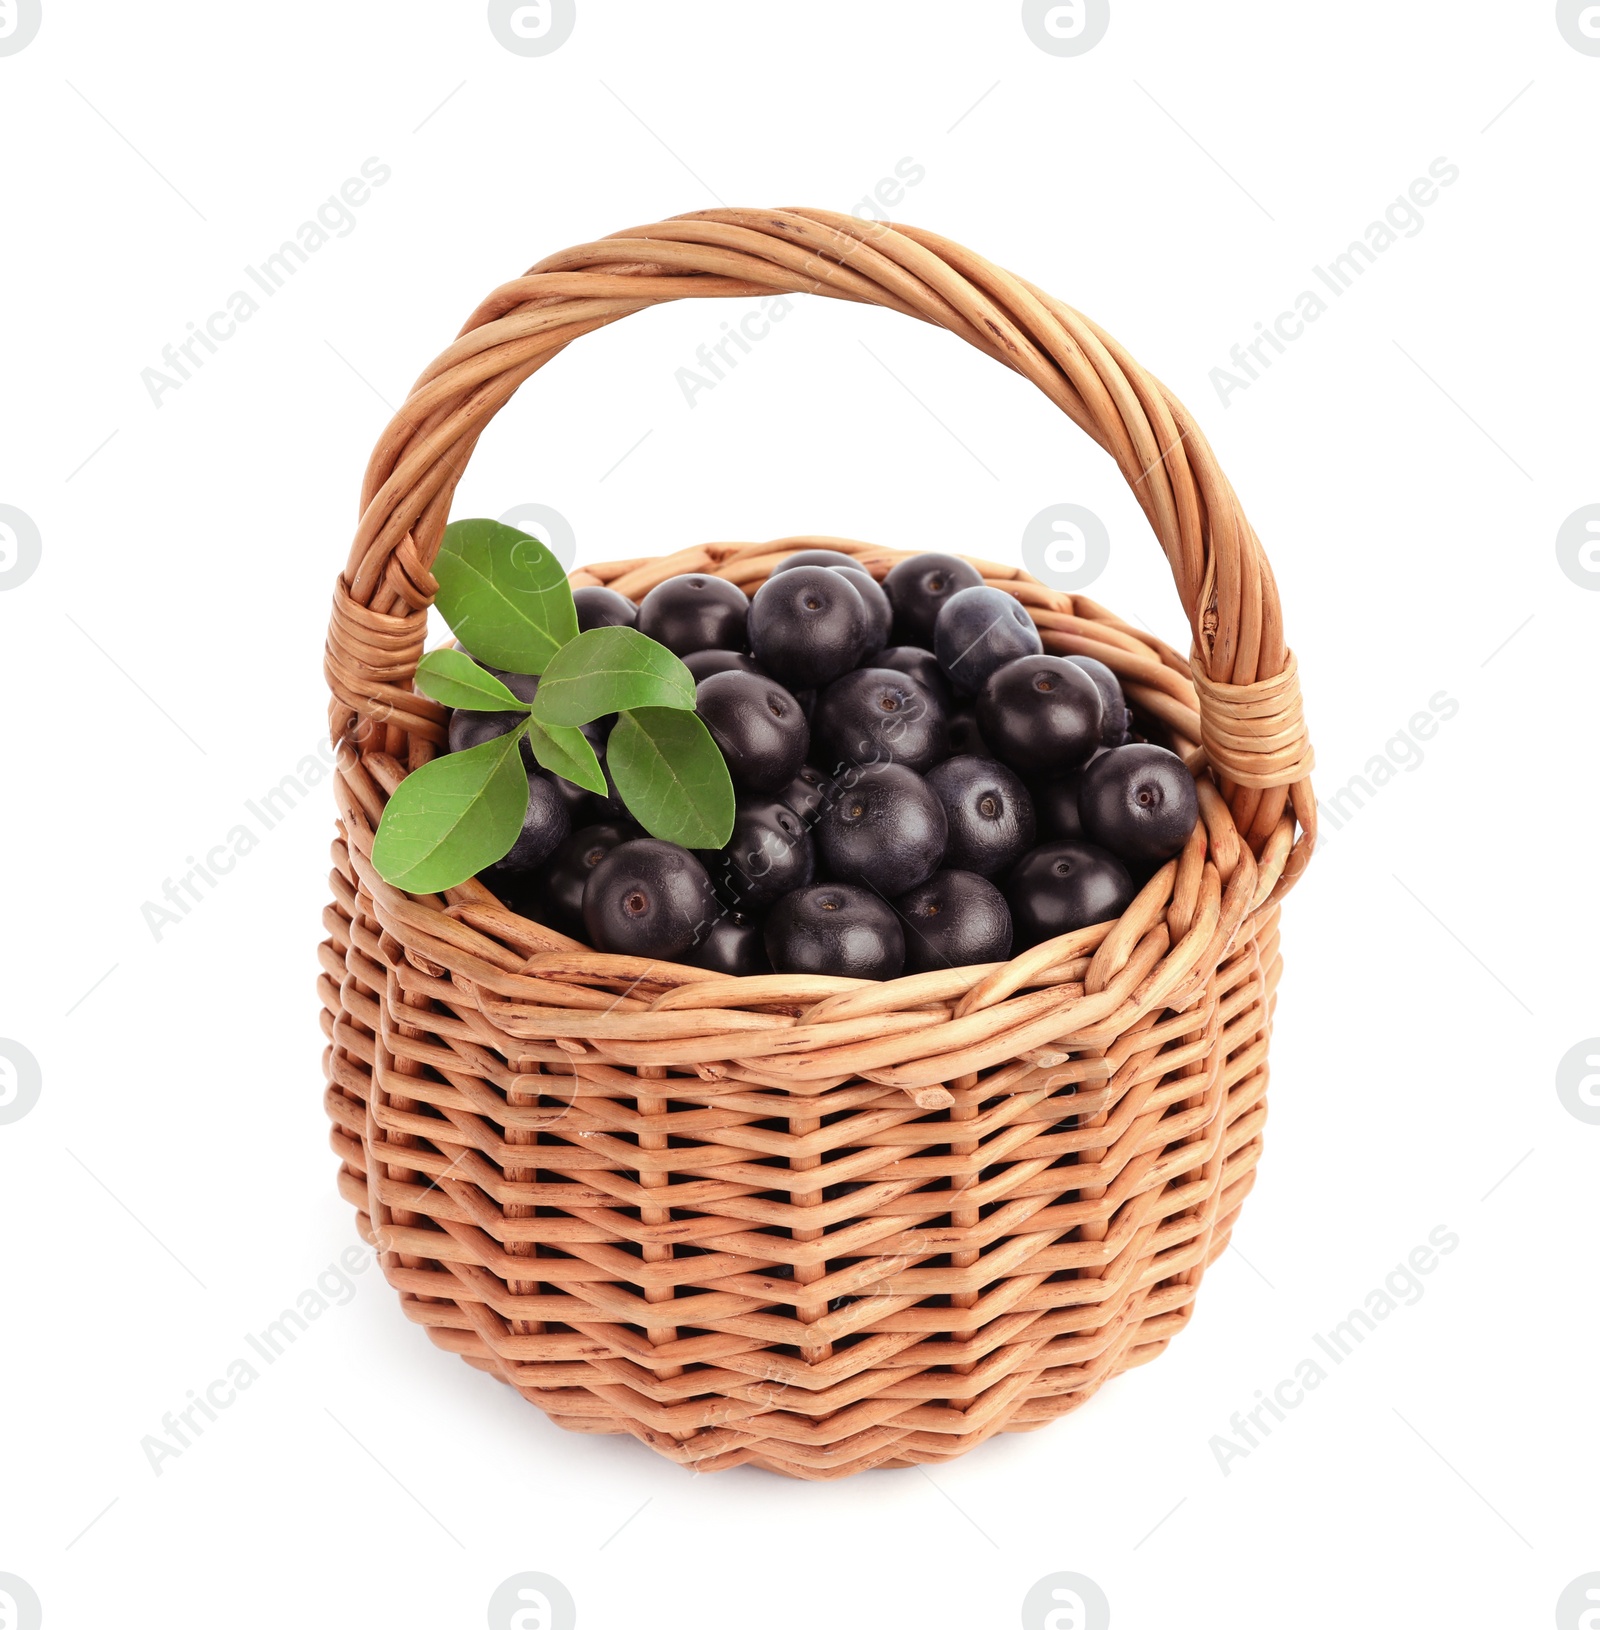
[336,1170,1259,1480]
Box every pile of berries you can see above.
[454,551,1200,979]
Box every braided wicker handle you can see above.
[326,208,1314,889]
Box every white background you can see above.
[2,3,1597,1627]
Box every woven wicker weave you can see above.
[320,210,1316,1479]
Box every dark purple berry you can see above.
[747,566,870,690]
[487,770,571,878]
[815,763,947,896]
[873,645,953,709]
[684,649,764,684]
[695,670,809,793]
[1079,744,1199,864]
[934,586,1044,696]
[1006,841,1135,948]
[636,574,750,657]
[895,870,1013,973]
[540,820,641,935]
[832,566,893,654]
[698,796,814,910]
[1068,656,1132,747]
[686,910,771,976]
[812,667,948,777]
[582,839,718,959]
[573,586,639,633]
[883,551,985,647]
[977,655,1103,775]
[765,883,905,979]
[448,706,527,762]
[925,755,1036,877]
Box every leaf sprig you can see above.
[370,521,736,893]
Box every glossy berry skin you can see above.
[883,551,984,647]
[1079,744,1200,864]
[582,839,718,959]
[573,585,639,634]
[684,649,764,684]
[540,820,641,935]
[771,548,863,575]
[636,573,750,657]
[686,910,771,976]
[815,762,947,896]
[896,870,1013,973]
[945,705,991,759]
[698,795,814,910]
[873,645,953,710]
[812,667,948,777]
[488,770,572,878]
[765,883,905,980]
[695,670,809,793]
[934,585,1044,696]
[747,566,870,690]
[977,655,1104,775]
[1005,840,1135,948]
[832,566,893,654]
[779,766,837,828]
[925,755,1036,878]
[1068,656,1132,747]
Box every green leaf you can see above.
[413,648,532,712]
[370,728,530,893]
[525,716,608,796]
[531,626,697,727]
[608,707,735,848]
[433,518,578,674]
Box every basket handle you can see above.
[325,208,1314,878]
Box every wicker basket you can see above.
[320,210,1317,1480]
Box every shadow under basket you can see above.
[320,210,1317,1480]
